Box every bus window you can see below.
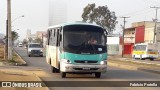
[136,45,146,51]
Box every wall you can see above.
[107,36,120,55]
[107,37,120,44]
[135,26,145,43]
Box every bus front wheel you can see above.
[95,72,101,78]
[140,55,145,60]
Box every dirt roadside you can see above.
[0,68,48,90]
[108,55,160,74]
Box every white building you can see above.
[107,35,121,55]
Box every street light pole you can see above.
[7,0,12,60]
[12,15,24,23]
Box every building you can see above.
[36,31,46,39]
[107,34,121,55]
[123,21,160,55]
[26,29,46,43]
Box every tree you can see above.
[35,37,42,43]
[4,31,19,42]
[22,39,27,45]
[12,31,19,42]
[28,37,33,43]
[82,3,117,34]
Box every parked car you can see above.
[27,43,43,57]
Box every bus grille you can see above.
[74,60,98,64]
[74,68,98,70]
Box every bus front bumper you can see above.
[60,63,107,73]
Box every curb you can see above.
[14,50,27,66]
[108,61,160,75]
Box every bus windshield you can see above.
[134,45,146,51]
[63,25,107,54]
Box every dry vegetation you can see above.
[0,45,24,65]
[0,45,5,60]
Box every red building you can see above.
[122,25,145,54]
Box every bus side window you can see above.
[47,29,51,45]
[56,28,61,47]
[54,29,56,37]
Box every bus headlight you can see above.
[61,59,71,64]
[40,49,43,52]
[100,60,107,65]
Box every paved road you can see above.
[14,47,160,90]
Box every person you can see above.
[88,37,97,44]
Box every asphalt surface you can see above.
[14,47,160,90]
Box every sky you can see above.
[1,0,160,41]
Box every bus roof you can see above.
[48,22,103,29]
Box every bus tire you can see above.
[150,58,154,61]
[56,63,60,73]
[51,66,56,73]
[95,72,101,78]
[140,55,145,60]
[61,72,66,78]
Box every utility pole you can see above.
[120,16,130,57]
[7,0,12,60]
[150,6,160,43]
[5,20,8,60]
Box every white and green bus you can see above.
[46,22,107,78]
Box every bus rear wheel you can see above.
[95,72,101,78]
[51,66,57,73]
[61,72,66,78]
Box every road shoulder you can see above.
[108,56,160,74]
